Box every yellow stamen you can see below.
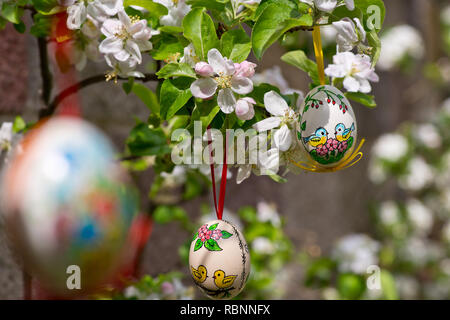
[214,73,233,89]
[105,71,118,84]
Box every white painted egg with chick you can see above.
[189,219,250,300]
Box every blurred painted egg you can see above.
[189,219,250,300]
[1,117,139,295]
[297,85,358,167]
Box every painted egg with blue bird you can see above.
[1,117,140,296]
[297,85,358,167]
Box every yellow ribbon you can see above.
[312,26,326,86]
[290,139,366,173]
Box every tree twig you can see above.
[37,37,53,106]
[39,73,158,119]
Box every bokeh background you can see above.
[1,0,450,300]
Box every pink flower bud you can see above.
[234,61,257,78]
[235,97,256,121]
[195,62,214,77]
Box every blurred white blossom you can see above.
[406,199,434,236]
[415,124,442,149]
[398,157,434,191]
[371,133,408,162]
[332,234,380,274]
[257,201,281,227]
[378,25,424,71]
[252,237,275,254]
[379,201,400,226]
[394,275,420,300]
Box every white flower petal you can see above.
[208,49,235,75]
[264,91,289,116]
[236,165,252,184]
[99,37,123,54]
[217,88,237,114]
[345,0,355,10]
[274,125,293,152]
[315,0,337,13]
[253,117,282,132]
[343,76,360,92]
[190,78,217,99]
[231,76,253,95]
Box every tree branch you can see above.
[39,73,158,119]
[37,37,53,106]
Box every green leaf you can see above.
[221,230,232,239]
[122,77,134,94]
[355,0,386,32]
[345,92,377,108]
[189,99,220,129]
[281,50,320,85]
[30,13,52,37]
[301,121,306,131]
[160,78,193,120]
[131,83,160,114]
[182,8,220,61]
[367,29,381,67]
[127,123,171,156]
[153,205,188,224]
[380,270,398,300]
[194,239,203,251]
[32,0,64,15]
[204,239,222,251]
[1,3,23,24]
[253,0,298,21]
[124,0,168,18]
[220,27,251,63]
[252,3,312,59]
[13,21,26,33]
[151,33,185,61]
[192,232,199,242]
[247,83,281,106]
[208,223,218,231]
[187,0,227,11]
[156,63,197,79]
[158,25,184,34]
[13,116,26,133]
[337,274,365,300]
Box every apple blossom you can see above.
[253,91,296,152]
[190,49,254,114]
[235,97,256,121]
[154,0,191,27]
[67,1,87,30]
[325,52,379,93]
[0,122,13,152]
[300,0,354,13]
[180,43,199,67]
[104,54,144,82]
[332,17,366,52]
[99,11,153,66]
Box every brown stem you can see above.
[39,73,158,119]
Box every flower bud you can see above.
[234,61,257,78]
[235,98,256,121]
[194,62,214,77]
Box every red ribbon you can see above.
[207,126,228,220]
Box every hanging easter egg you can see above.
[189,219,250,300]
[1,117,139,296]
[297,85,358,167]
